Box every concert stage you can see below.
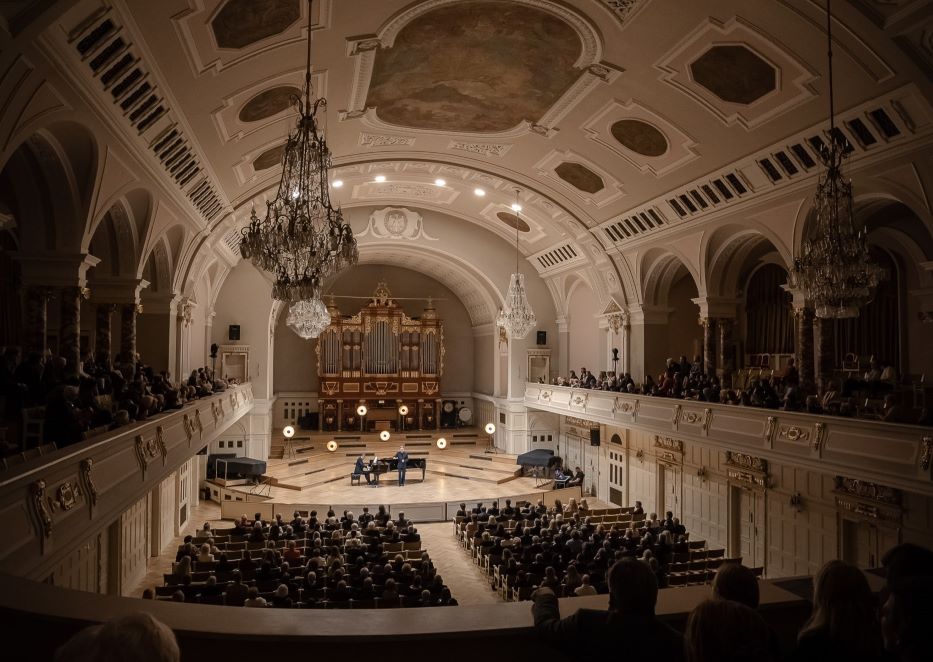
[209,427,564,510]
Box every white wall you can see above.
[567,282,601,375]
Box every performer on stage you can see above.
[353,453,372,485]
[395,445,409,486]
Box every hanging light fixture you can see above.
[496,189,537,339]
[792,0,883,319]
[286,296,331,339]
[239,0,357,305]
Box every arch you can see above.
[703,223,788,299]
[639,247,699,308]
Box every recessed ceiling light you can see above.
[474,188,485,197]
[434,178,446,186]
[374,175,386,182]
[332,179,343,188]
[511,203,522,212]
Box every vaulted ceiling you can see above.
[5,0,933,303]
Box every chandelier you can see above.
[792,0,882,319]
[239,0,357,304]
[286,296,331,339]
[496,189,536,339]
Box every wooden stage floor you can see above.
[215,428,560,507]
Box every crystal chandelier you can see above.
[286,296,331,339]
[239,0,357,304]
[496,190,536,339]
[792,0,882,319]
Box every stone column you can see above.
[120,303,137,363]
[23,286,52,356]
[701,317,717,376]
[59,286,83,376]
[794,307,815,390]
[718,317,735,387]
[95,304,116,370]
[813,317,835,393]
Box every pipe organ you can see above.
[317,282,444,431]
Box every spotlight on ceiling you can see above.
[434,178,446,186]
[379,430,391,442]
[283,425,295,439]
[485,423,496,435]
[326,440,338,452]
[332,179,343,188]
[357,405,368,417]
[474,188,486,197]
[436,437,447,449]
[374,175,386,183]
[399,405,409,416]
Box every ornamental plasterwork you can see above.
[599,0,650,24]
[919,436,932,472]
[833,477,901,505]
[194,410,204,438]
[356,207,439,241]
[834,476,903,524]
[448,141,513,157]
[725,451,769,487]
[79,459,98,513]
[812,422,827,453]
[565,416,598,429]
[680,407,712,434]
[29,477,87,544]
[763,416,777,447]
[134,428,168,478]
[359,132,416,147]
[778,424,811,443]
[654,436,685,458]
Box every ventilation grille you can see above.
[69,10,224,222]
[222,228,242,254]
[599,94,913,245]
[535,243,580,270]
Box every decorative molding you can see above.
[195,409,204,438]
[359,132,416,148]
[356,207,438,241]
[29,480,53,540]
[833,476,902,505]
[671,403,682,430]
[55,482,81,512]
[183,413,195,445]
[134,429,167,479]
[599,0,650,24]
[778,424,810,443]
[565,416,599,429]
[654,436,685,464]
[764,416,777,447]
[79,459,98,514]
[812,422,827,454]
[834,477,903,524]
[725,451,769,487]
[447,141,512,158]
[920,436,933,472]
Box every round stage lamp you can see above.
[282,425,295,439]
[379,430,391,442]
[399,405,409,416]
[485,423,496,435]
[357,405,367,417]
[326,440,338,452]
[436,437,447,449]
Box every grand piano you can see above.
[362,457,427,484]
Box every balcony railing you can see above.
[525,383,933,495]
[0,383,254,578]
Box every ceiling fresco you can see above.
[252,143,285,171]
[555,162,604,194]
[689,45,777,105]
[238,85,301,122]
[610,119,669,157]
[365,1,582,133]
[212,0,301,50]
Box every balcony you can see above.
[0,383,254,578]
[524,383,933,495]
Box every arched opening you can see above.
[744,264,793,357]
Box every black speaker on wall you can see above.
[536,330,547,345]
[590,428,601,446]
[229,324,240,341]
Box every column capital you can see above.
[691,295,738,319]
[781,284,811,311]
[15,253,100,288]
[555,316,569,333]
[141,292,181,315]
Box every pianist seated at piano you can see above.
[353,454,373,485]
[553,467,571,489]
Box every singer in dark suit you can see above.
[395,445,409,486]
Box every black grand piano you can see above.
[362,457,427,485]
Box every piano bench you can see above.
[350,473,361,486]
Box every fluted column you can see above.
[813,317,835,392]
[119,303,137,363]
[59,286,83,375]
[24,286,52,356]
[701,317,717,376]
[718,318,735,387]
[95,304,116,370]
[794,307,815,390]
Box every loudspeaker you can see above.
[536,330,547,345]
[210,343,218,359]
[228,324,240,341]
[590,428,601,446]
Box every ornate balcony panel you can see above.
[525,383,933,496]
[0,384,253,579]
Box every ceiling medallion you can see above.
[239,0,357,306]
